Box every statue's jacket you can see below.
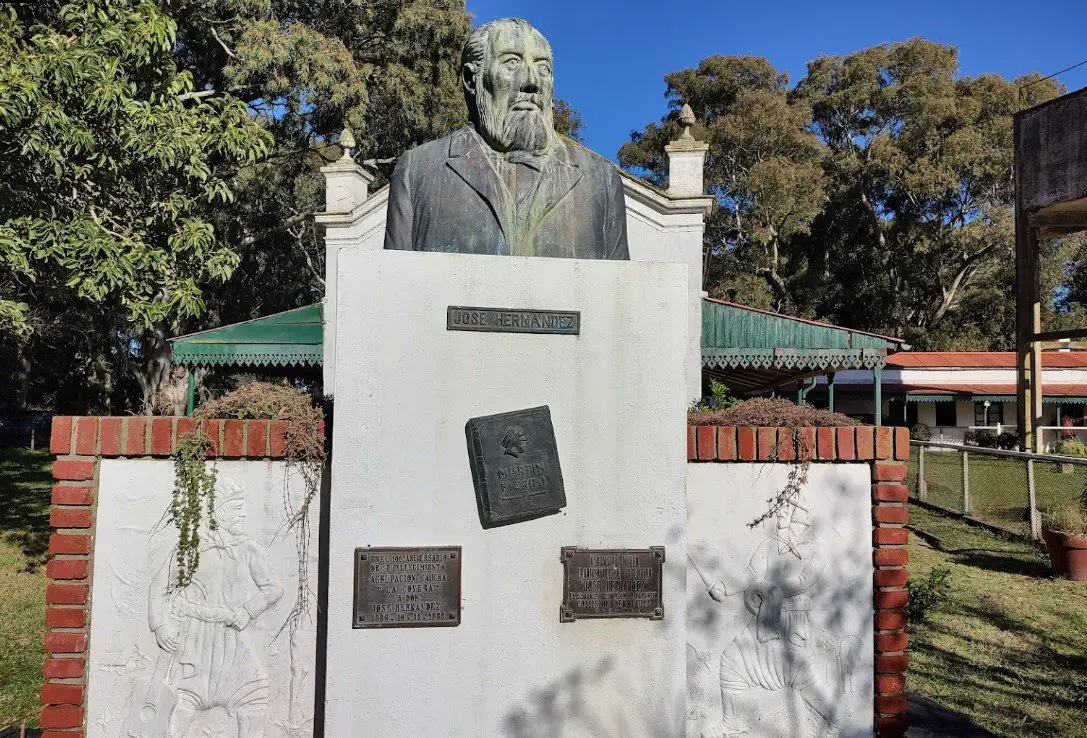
[384,125,630,260]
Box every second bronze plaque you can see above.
[559,546,665,622]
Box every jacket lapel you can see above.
[522,140,582,247]
[445,127,511,251]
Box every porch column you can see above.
[873,365,882,427]
[186,370,196,416]
[827,372,836,413]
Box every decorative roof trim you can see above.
[702,348,886,371]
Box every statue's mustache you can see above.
[508,93,543,111]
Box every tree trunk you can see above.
[135,324,182,415]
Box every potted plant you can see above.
[1042,492,1087,581]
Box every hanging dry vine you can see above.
[170,426,217,587]
[192,382,324,639]
[747,428,814,529]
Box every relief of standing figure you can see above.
[123,480,284,738]
[690,498,845,738]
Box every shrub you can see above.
[995,432,1020,450]
[1044,503,1087,536]
[1043,489,1087,536]
[691,379,740,413]
[973,429,998,448]
[909,423,932,442]
[688,397,860,427]
[906,566,953,626]
[1056,439,1087,458]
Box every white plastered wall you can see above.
[85,460,319,738]
[317,173,712,403]
[326,251,689,737]
[685,463,874,738]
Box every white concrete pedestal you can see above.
[327,251,688,737]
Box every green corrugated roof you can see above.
[170,304,322,367]
[702,299,904,352]
[701,299,908,394]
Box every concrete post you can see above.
[665,104,710,198]
[321,127,374,214]
[1027,458,1041,540]
[917,445,928,501]
[962,450,972,515]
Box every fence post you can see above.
[917,445,928,501]
[1027,458,1041,540]
[962,450,972,515]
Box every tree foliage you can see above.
[0,1,270,338]
[1,0,474,413]
[620,39,1080,349]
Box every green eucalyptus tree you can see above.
[621,38,1073,349]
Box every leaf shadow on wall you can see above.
[686,474,873,738]
[500,523,687,738]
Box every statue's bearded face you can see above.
[470,25,555,154]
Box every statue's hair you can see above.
[500,425,527,450]
[462,18,549,73]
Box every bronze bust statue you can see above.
[383,18,629,259]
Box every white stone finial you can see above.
[321,127,373,214]
[339,127,357,160]
[678,103,696,139]
[665,103,710,198]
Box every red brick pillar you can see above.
[42,417,97,736]
[871,427,911,736]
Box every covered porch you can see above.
[169,304,323,414]
[701,298,909,425]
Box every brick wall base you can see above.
[46,418,905,736]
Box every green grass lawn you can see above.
[0,447,51,729]
[908,503,1087,737]
[909,448,1087,536]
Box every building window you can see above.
[974,402,1003,427]
[1060,404,1085,422]
[934,402,956,427]
[888,398,918,427]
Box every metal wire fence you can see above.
[908,440,1087,539]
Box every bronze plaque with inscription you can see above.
[353,546,461,629]
[559,546,665,622]
[465,406,566,528]
[447,306,580,335]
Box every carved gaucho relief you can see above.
[87,463,316,738]
[686,465,873,738]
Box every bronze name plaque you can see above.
[559,546,665,622]
[353,546,461,629]
[447,306,580,335]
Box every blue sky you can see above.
[468,0,1087,162]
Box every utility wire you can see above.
[1021,56,1087,90]
[1018,56,1087,108]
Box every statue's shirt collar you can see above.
[453,125,565,172]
